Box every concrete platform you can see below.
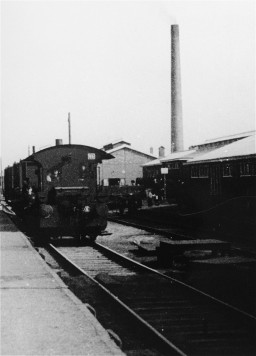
[0,211,124,355]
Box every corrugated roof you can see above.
[186,134,256,164]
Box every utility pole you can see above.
[0,157,3,195]
[68,112,71,145]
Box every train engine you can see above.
[4,142,113,242]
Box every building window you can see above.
[240,162,256,176]
[168,162,179,170]
[103,179,109,186]
[222,164,232,177]
[199,165,209,178]
[191,166,199,178]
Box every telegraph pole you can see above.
[68,112,71,145]
[0,157,3,195]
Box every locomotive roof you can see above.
[23,144,114,162]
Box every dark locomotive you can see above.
[4,141,113,242]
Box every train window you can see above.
[54,170,60,179]
[222,164,232,177]
[240,162,256,176]
[46,170,61,183]
[191,166,199,178]
[199,165,209,178]
[88,162,96,178]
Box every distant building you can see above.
[99,140,156,186]
[184,133,256,208]
[142,130,256,206]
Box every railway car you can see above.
[4,141,113,242]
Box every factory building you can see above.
[99,140,156,186]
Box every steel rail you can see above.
[95,242,256,321]
[48,243,187,356]
[48,241,256,356]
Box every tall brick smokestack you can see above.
[171,25,184,153]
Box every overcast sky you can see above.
[1,0,255,169]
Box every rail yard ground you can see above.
[108,200,256,253]
[97,218,256,317]
[1,199,256,355]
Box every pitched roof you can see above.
[106,145,156,159]
[190,130,255,148]
[160,149,197,162]
[142,158,162,167]
[186,134,256,164]
[142,149,208,167]
[101,139,131,151]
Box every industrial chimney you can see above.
[171,24,184,153]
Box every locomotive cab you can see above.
[4,144,113,242]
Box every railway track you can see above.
[48,241,256,356]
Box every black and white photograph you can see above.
[1,0,255,355]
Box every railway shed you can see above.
[183,133,256,209]
[142,130,256,210]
